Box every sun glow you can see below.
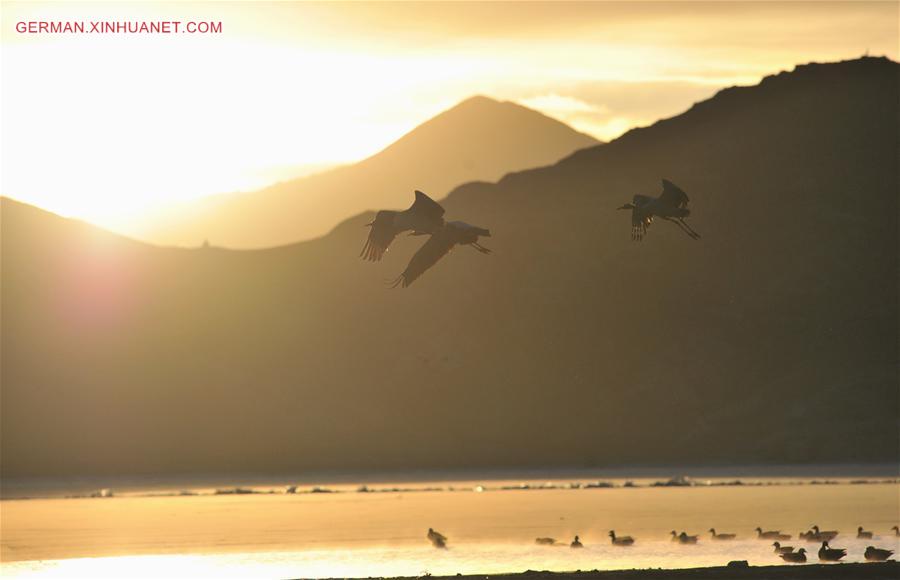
[2,1,896,232]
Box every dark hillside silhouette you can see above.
[135,96,598,248]
[2,57,897,478]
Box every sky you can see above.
[1,1,897,231]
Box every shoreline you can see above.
[319,563,899,580]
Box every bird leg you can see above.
[471,242,492,254]
[662,217,700,240]
[677,218,701,239]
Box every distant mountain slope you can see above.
[2,57,897,479]
[134,96,599,248]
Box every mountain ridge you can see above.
[131,95,599,248]
[2,57,897,478]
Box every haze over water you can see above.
[3,473,898,579]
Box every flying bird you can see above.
[617,179,701,241]
[360,190,445,261]
[389,220,491,288]
[780,548,807,563]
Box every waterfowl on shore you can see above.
[818,541,846,562]
[857,526,874,539]
[811,525,839,541]
[864,546,894,562]
[570,535,583,548]
[427,527,448,549]
[609,531,635,546]
[709,528,736,540]
[756,527,791,540]
[535,537,556,545]
[780,548,807,563]
[773,542,795,555]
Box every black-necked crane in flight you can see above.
[360,190,446,261]
[389,220,491,288]
[617,179,701,241]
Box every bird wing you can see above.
[447,220,491,238]
[411,190,446,221]
[659,179,690,208]
[390,229,456,288]
[630,206,653,241]
[360,214,399,262]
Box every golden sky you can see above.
[1,1,897,230]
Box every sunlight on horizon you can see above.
[1,1,896,232]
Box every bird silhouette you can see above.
[780,548,807,563]
[818,541,846,561]
[773,541,794,554]
[810,525,839,541]
[389,221,491,288]
[427,527,448,549]
[709,528,737,540]
[857,526,874,539]
[570,535,583,548]
[535,537,557,545]
[671,531,698,544]
[617,179,700,241]
[609,530,635,546]
[864,546,894,562]
[893,526,900,536]
[756,527,791,540]
[360,190,445,261]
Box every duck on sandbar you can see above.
[780,548,807,563]
[756,527,790,540]
[818,541,846,562]
[609,531,635,546]
[864,546,894,562]
[773,542,794,555]
[427,527,448,549]
[709,528,736,540]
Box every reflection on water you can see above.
[5,538,900,579]
[2,479,898,579]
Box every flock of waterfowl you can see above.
[360,180,700,287]
[425,525,898,563]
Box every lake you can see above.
[2,475,897,578]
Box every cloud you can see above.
[516,81,721,141]
[518,94,607,115]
